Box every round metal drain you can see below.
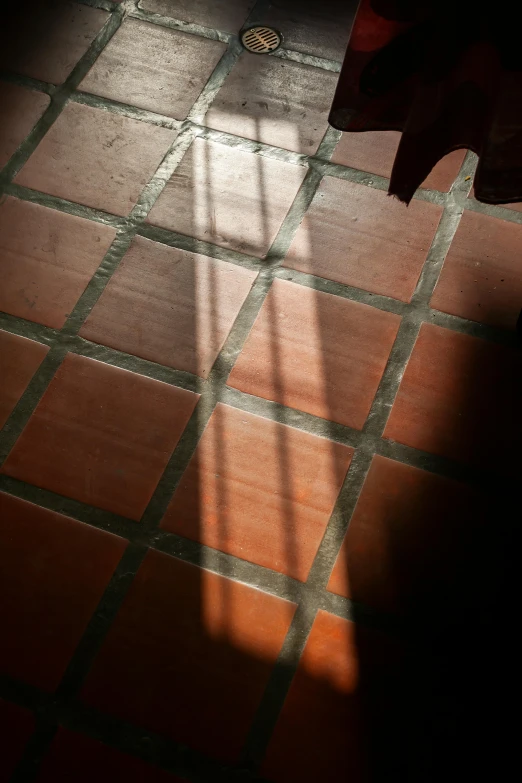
[241,26,282,54]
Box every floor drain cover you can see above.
[241,26,282,54]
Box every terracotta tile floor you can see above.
[0,1,520,782]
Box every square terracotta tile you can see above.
[0,196,116,328]
[0,83,50,169]
[0,1,109,84]
[262,0,357,61]
[384,323,522,473]
[81,550,296,762]
[331,131,466,192]
[2,354,198,520]
[283,177,442,301]
[431,210,522,331]
[36,728,186,783]
[205,54,337,154]
[328,455,488,616]
[140,0,255,32]
[162,403,353,581]
[80,236,256,378]
[15,103,177,216]
[228,279,401,428]
[262,610,404,783]
[0,699,35,783]
[0,492,126,691]
[146,136,306,257]
[0,330,49,429]
[80,20,226,119]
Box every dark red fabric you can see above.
[330,0,522,205]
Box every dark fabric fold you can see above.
[330,0,522,204]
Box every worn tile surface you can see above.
[0,492,126,691]
[284,176,443,301]
[140,0,256,32]
[80,236,256,378]
[0,196,116,328]
[162,404,353,580]
[2,354,198,519]
[0,330,49,429]
[15,103,176,216]
[80,20,226,119]
[81,550,295,762]
[147,136,306,256]
[205,54,337,153]
[228,279,401,428]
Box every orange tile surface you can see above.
[0,330,49,428]
[284,176,443,301]
[384,324,522,472]
[2,354,199,519]
[16,103,177,216]
[162,403,353,580]
[228,279,401,428]
[80,236,256,378]
[0,493,126,690]
[327,456,488,615]
[262,610,404,783]
[431,210,522,330]
[81,550,296,762]
[0,196,116,328]
[1,1,520,779]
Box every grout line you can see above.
[276,267,409,315]
[0,671,273,783]
[0,313,57,347]
[78,0,119,11]
[130,4,233,44]
[55,543,148,702]
[0,70,56,96]
[128,2,343,73]
[2,2,520,778]
[240,143,478,773]
[72,90,181,129]
[4,75,522,227]
[137,222,263,269]
[0,7,127,185]
[0,9,269,773]
[3,183,126,229]
[192,122,309,166]
[269,46,342,72]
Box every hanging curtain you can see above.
[329,0,522,205]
